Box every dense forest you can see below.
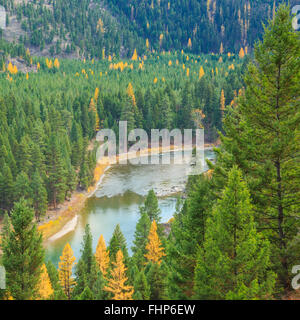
[0,45,244,219]
[0,4,299,301]
[0,0,298,58]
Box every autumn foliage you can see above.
[144,220,166,265]
[104,249,134,300]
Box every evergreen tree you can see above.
[211,4,300,290]
[146,261,168,300]
[194,167,276,300]
[108,224,129,264]
[142,189,161,223]
[47,134,67,208]
[133,270,150,300]
[131,209,151,268]
[31,170,48,221]
[1,198,44,300]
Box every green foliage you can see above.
[210,4,300,291]
[194,167,276,299]
[1,198,44,300]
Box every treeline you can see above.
[0,50,244,219]
[0,0,296,58]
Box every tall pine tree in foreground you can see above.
[1,198,44,300]
[194,167,276,300]
[210,4,300,291]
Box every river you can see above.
[46,149,215,267]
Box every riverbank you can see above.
[37,141,219,243]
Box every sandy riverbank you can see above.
[37,142,219,243]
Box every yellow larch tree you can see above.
[220,42,224,54]
[187,38,192,48]
[127,82,136,106]
[220,89,226,114]
[199,66,205,79]
[144,220,166,265]
[58,243,76,300]
[104,249,134,300]
[146,38,149,49]
[26,73,29,80]
[95,235,110,277]
[131,49,138,61]
[239,47,245,59]
[37,62,40,71]
[97,18,105,33]
[94,87,99,102]
[186,67,190,77]
[37,264,54,300]
[90,98,100,131]
[159,33,164,47]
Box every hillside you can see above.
[0,0,297,58]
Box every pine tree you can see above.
[37,264,54,300]
[1,198,44,300]
[0,163,14,212]
[47,134,66,208]
[166,174,213,299]
[95,234,110,277]
[194,167,276,299]
[104,250,134,300]
[133,270,150,300]
[146,261,168,300]
[145,220,166,265]
[131,209,151,268]
[211,4,300,290]
[108,224,129,264]
[120,98,136,134]
[141,189,161,222]
[58,243,76,299]
[31,170,48,221]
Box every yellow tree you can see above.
[97,18,105,33]
[127,82,136,106]
[239,47,245,59]
[37,264,54,300]
[131,49,138,61]
[90,98,100,131]
[199,66,205,79]
[94,87,99,102]
[58,243,76,299]
[54,58,60,69]
[220,42,224,54]
[220,89,226,114]
[144,220,166,265]
[187,38,192,48]
[104,250,134,300]
[95,235,110,277]
[146,38,149,49]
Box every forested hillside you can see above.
[0,48,244,219]
[0,0,297,58]
[0,3,299,302]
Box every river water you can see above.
[46,149,215,267]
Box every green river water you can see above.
[46,149,215,267]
